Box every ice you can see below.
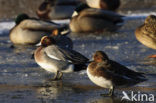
[0,12,156,103]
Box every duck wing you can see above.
[108,60,146,80]
[80,8,124,23]
[44,45,67,61]
[58,47,89,64]
[20,19,61,31]
[45,45,89,64]
[95,66,138,86]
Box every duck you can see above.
[34,36,89,80]
[50,29,73,49]
[36,28,73,49]
[85,0,120,11]
[135,15,156,58]
[36,0,82,20]
[9,13,64,45]
[87,51,147,96]
[70,3,123,33]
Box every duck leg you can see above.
[100,86,114,97]
[57,72,63,80]
[52,71,63,80]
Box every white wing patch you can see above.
[47,53,61,61]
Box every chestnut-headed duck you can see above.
[87,51,147,96]
[34,36,89,80]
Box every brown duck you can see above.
[135,15,156,58]
[87,51,147,96]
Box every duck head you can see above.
[40,36,56,47]
[72,3,89,17]
[93,51,109,63]
[144,15,156,33]
[15,13,29,25]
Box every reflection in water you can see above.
[36,81,63,99]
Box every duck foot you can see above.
[100,94,113,97]
[48,71,63,81]
[101,87,114,97]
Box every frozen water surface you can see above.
[0,13,156,102]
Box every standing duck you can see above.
[87,51,147,96]
[85,0,120,11]
[34,36,89,80]
[37,0,82,20]
[135,15,156,58]
[9,13,64,45]
[70,4,123,33]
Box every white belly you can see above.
[86,0,100,9]
[37,62,74,73]
[37,62,58,73]
[87,68,113,89]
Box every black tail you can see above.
[74,64,87,72]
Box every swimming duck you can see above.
[34,36,89,80]
[70,4,123,33]
[9,13,64,45]
[135,15,156,58]
[87,51,146,96]
[37,0,82,20]
[85,0,120,11]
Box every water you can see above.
[0,6,156,103]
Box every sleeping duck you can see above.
[135,15,156,58]
[85,0,120,11]
[37,0,83,20]
[70,3,123,33]
[10,13,64,45]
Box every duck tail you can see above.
[134,73,148,83]
[74,64,87,72]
